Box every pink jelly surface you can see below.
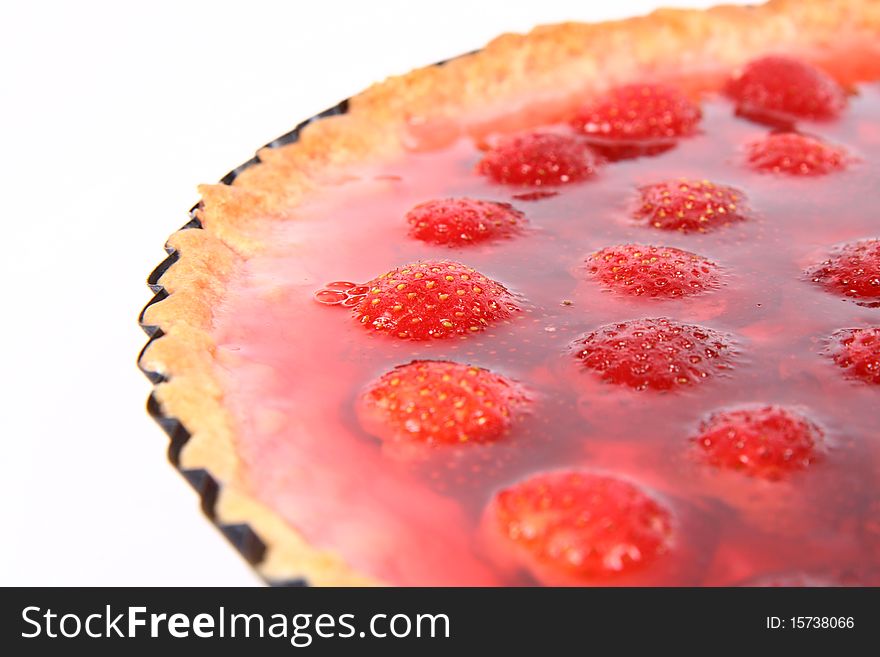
[212,85,880,586]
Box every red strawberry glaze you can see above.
[736,570,880,587]
[209,83,880,586]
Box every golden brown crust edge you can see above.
[140,0,880,586]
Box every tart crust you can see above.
[139,0,880,585]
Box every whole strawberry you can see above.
[691,405,824,480]
[357,360,529,446]
[634,179,749,233]
[489,470,674,582]
[477,132,601,186]
[405,198,526,246]
[745,132,849,176]
[806,238,880,306]
[571,83,701,159]
[587,244,721,298]
[826,327,880,385]
[355,260,518,339]
[572,317,736,391]
[725,55,847,125]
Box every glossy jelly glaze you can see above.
[211,82,880,586]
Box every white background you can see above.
[1,0,745,586]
